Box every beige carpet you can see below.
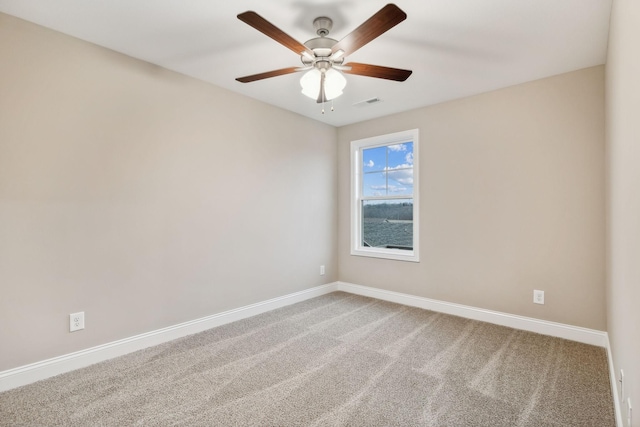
[0,292,615,426]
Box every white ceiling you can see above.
[0,0,612,127]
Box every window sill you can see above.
[351,247,419,263]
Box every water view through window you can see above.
[362,200,413,249]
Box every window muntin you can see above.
[351,129,419,262]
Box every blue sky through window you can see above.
[362,142,413,197]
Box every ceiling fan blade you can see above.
[236,67,300,83]
[342,63,412,81]
[238,11,313,57]
[331,4,406,57]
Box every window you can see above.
[350,129,419,262]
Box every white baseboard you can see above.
[605,335,624,427]
[0,283,339,392]
[337,282,608,347]
[1,281,612,395]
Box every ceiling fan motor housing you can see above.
[300,16,346,68]
[313,16,333,36]
[302,37,339,63]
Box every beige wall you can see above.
[0,8,616,382]
[338,66,606,330]
[606,0,640,420]
[0,13,338,371]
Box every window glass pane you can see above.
[362,171,387,197]
[386,141,413,196]
[387,142,413,169]
[386,168,413,196]
[362,199,413,250]
[362,146,386,172]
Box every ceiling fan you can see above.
[236,4,412,104]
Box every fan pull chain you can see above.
[321,100,336,114]
[322,99,334,114]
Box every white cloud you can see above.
[365,160,374,168]
[405,152,413,164]
[389,185,407,193]
[369,183,409,193]
[388,144,407,152]
[386,164,413,186]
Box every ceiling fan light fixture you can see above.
[324,68,347,99]
[300,68,346,101]
[300,68,321,99]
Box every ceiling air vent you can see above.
[353,97,382,107]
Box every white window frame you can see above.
[350,129,419,262]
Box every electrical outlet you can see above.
[533,290,545,305]
[320,265,325,275]
[620,369,625,402]
[69,312,84,332]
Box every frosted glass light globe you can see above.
[300,68,346,101]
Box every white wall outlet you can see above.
[320,265,325,276]
[533,290,545,305]
[620,369,625,401]
[70,312,85,332]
